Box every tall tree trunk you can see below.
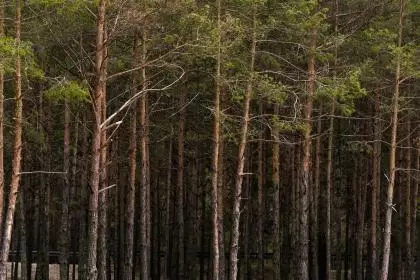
[272,104,280,278]
[325,103,334,279]
[404,119,412,279]
[297,27,317,280]
[413,134,419,279]
[177,85,187,279]
[257,102,264,280]
[312,105,321,280]
[0,0,5,237]
[0,1,22,278]
[78,110,89,280]
[165,131,173,279]
[98,25,109,280]
[211,0,222,278]
[87,0,106,278]
[218,91,225,280]
[125,34,138,280]
[19,188,27,280]
[139,26,150,280]
[60,101,71,280]
[229,5,256,280]
[380,0,404,278]
[368,88,381,280]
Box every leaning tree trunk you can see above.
[87,0,106,279]
[297,27,317,280]
[380,0,404,279]
[0,1,22,278]
[229,5,256,280]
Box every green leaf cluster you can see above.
[45,80,89,103]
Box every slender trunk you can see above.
[404,119,412,279]
[177,85,187,279]
[60,102,71,280]
[257,102,264,280]
[78,110,89,280]
[380,0,404,278]
[298,27,317,280]
[356,156,367,280]
[368,88,381,280]
[70,113,79,280]
[98,24,109,280]
[0,2,22,278]
[211,1,223,279]
[87,0,106,278]
[19,190,27,280]
[272,104,280,278]
[312,106,321,280]
[218,92,225,280]
[139,27,150,280]
[413,135,420,279]
[229,5,256,280]
[125,34,138,280]
[325,103,334,279]
[165,132,173,279]
[0,0,5,237]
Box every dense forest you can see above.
[0,0,418,279]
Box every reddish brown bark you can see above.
[0,2,22,278]
[87,1,106,279]
[297,27,317,280]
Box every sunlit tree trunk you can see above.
[297,27,317,280]
[0,0,5,237]
[139,26,150,280]
[229,4,256,280]
[98,23,109,280]
[380,0,404,278]
[0,1,22,278]
[211,0,222,278]
[87,0,106,278]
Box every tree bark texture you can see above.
[229,5,256,280]
[87,0,106,278]
[0,2,22,278]
[380,0,404,278]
